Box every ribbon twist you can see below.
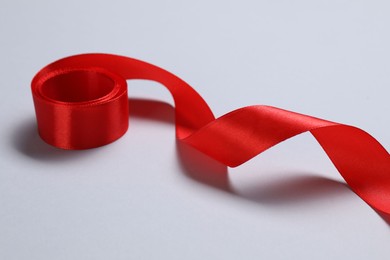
[32,54,390,215]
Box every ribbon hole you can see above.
[41,70,115,103]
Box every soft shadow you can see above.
[375,211,390,228]
[234,175,349,206]
[176,141,231,192]
[129,98,230,192]
[129,98,174,124]
[12,118,85,162]
[136,98,387,225]
[176,138,352,207]
[129,98,360,211]
[15,98,388,225]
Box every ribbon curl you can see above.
[31,54,390,216]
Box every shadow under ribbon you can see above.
[12,97,389,226]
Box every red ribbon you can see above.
[32,53,390,216]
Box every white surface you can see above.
[1,0,389,259]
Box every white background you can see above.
[1,0,389,259]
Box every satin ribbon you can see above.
[31,53,390,216]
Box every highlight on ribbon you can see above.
[31,53,390,219]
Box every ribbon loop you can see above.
[32,66,129,149]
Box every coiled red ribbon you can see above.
[32,53,390,216]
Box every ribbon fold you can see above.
[31,54,390,216]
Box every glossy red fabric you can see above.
[31,53,390,215]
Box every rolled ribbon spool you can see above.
[31,53,390,217]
